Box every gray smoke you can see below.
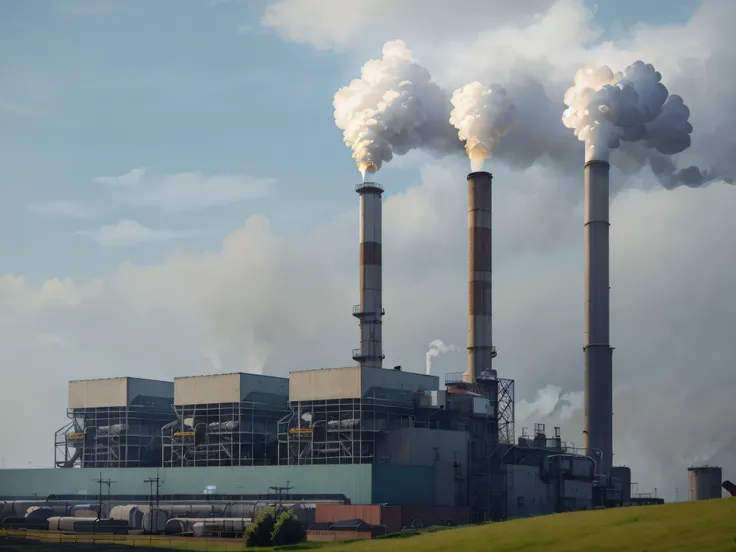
[562,61,695,163]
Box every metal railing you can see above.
[355,181,384,192]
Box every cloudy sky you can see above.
[2,0,735,501]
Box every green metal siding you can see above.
[371,464,435,505]
[0,465,372,503]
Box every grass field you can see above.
[3,498,736,551]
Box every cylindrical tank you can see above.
[191,518,249,538]
[24,507,55,524]
[57,516,99,531]
[688,466,722,500]
[70,504,99,516]
[142,509,168,534]
[47,516,62,531]
[165,518,196,535]
[110,505,145,529]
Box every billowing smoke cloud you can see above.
[449,82,516,172]
[562,61,695,164]
[333,40,459,180]
[425,338,458,375]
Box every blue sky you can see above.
[0,0,701,283]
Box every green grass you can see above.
[5,499,736,551]
[315,498,736,552]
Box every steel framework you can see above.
[162,399,288,467]
[277,397,415,465]
[55,405,174,468]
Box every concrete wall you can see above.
[0,465,373,503]
[290,367,362,401]
[69,378,129,409]
[504,464,555,518]
[68,378,174,409]
[375,428,468,507]
[174,373,288,405]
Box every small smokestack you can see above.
[465,171,495,385]
[583,160,613,475]
[353,181,384,369]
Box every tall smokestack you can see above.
[465,171,496,385]
[352,181,384,369]
[583,160,613,475]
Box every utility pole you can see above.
[268,481,294,512]
[675,487,679,502]
[144,473,163,510]
[93,473,114,531]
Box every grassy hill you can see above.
[4,498,735,551]
[321,497,736,552]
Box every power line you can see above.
[93,473,115,525]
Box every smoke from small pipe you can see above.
[425,339,458,376]
[562,61,695,164]
[450,82,516,172]
[333,40,459,180]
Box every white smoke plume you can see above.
[425,339,458,375]
[562,61,694,164]
[333,40,459,180]
[450,82,516,172]
[516,384,583,424]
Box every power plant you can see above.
[0,167,657,541]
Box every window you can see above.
[517,496,524,506]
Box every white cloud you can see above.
[92,168,275,213]
[78,220,196,247]
[28,201,89,219]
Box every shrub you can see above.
[244,508,277,548]
[271,510,306,546]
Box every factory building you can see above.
[162,373,289,467]
[54,377,175,468]
[0,170,640,534]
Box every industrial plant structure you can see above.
[1,171,640,537]
[688,466,723,501]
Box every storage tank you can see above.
[142,509,168,534]
[191,518,249,538]
[110,505,145,529]
[24,507,55,524]
[688,466,723,501]
[165,517,196,535]
[58,516,99,531]
[47,516,62,531]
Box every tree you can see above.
[271,510,306,546]
[244,508,276,548]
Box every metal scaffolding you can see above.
[55,405,174,468]
[277,397,415,465]
[162,399,288,467]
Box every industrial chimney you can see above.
[465,171,496,385]
[583,160,613,475]
[352,181,385,369]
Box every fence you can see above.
[4,529,245,551]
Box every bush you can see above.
[244,508,277,548]
[271,510,306,546]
